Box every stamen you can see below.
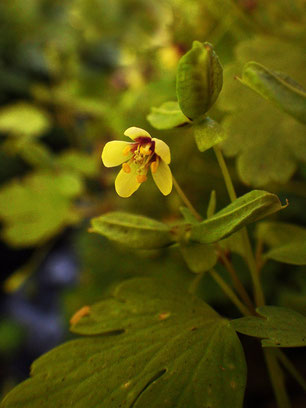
[140,144,151,156]
[122,163,131,173]
[123,145,131,156]
[150,158,159,174]
[136,174,147,183]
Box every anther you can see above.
[123,145,131,156]
[122,163,131,173]
[136,174,147,183]
[151,159,159,174]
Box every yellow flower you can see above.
[102,127,173,197]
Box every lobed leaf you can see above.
[190,190,283,244]
[147,101,189,129]
[231,306,306,347]
[1,278,246,408]
[176,41,223,120]
[239,61,306,124]
[90,212,176,249]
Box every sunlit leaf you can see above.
[0,103,50,137]
[147,101,189,129]
[1,278,246,408]
[0,171,82,247]
[231,306,306,347]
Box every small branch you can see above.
[216,245,256,314]
[209,269,251,316]
[173,176,203,222]
[264,349,292,408]
[276,349,306,392]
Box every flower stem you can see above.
[216,244,256,314]
[209,269,251,316]
[264,349,292,408]
[276,349,306,392]
[213,145,265,306]
[173,176,203,221]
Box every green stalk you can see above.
[209,269,251,316]
[213,145,265,306]
[173,176,203,221]
[276,349,306,392]
[264,349,292,408]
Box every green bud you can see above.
[176,41,223,120]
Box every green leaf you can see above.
[90,212,176,249]
[256,222,306,265]
[239,61,306,124]
[56,150,100,177]
[176,41,223,120]
[231,306,306,347]
[0,103,50,137]
[181,242,217,274]
[0,171,82,247]
[194,117,227,152]
[1,278,246,408]
[218,36,306,187]
[190,190,283,244]
[147,101,189,129]
[207,190,217,218]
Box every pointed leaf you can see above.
[239,62,306,124]
[177,41,223,120]
[207,190,217,218]
[194,117,227,152]
[1,278,246,408]
[90,212,175,249]
[190,190,283,244]
[147,101,189,129]
[179,206,199,224]
[231,306,306,347]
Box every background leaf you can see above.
[256,221,306,265]
[239,61,306,124]
[1,278,246,408]
[231,306,306,347]
[90,212,176,249]
[147,101,189,129]
[180,242,217,274]
[218,36,306,186]
[190,190,283,244]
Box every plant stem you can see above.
[276,349,306,392]
[173,176,203,221]
[213,145,265,306]
[209,269,251,316]
[216,245,255,314]
[264,349,292,408]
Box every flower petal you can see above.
[101,141,133,167]
[151,159,172,195]
[115,166,141,197]
[152,138,171,164]
[124,127,151,141]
